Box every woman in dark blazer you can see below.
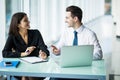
[2,12,49,80]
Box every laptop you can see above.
[60,45,94,68]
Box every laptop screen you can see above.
[60,45,94,68]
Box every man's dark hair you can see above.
[9,12,27,36]
[66,5,82,22]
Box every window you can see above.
[3,0,105,48]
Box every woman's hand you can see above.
[25,46,36,54]
[21,46,36,57]
[39,50,47,60]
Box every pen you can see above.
[25,50,29,55]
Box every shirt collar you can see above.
[73,25,84,33]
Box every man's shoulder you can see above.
[83,26,95,33]
[82,26,96,36]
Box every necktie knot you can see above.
[74,31,77,36]
[73,31,78,45]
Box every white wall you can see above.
[0,0,6,60]
[111,0,120,79]
[0,0,105,58]
[112,0,120,36]
[27,0,105,44]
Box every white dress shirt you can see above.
[57,25,103,60]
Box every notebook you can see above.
[0,60,20,68]
[20,56,48,64]
[60,45,94,68]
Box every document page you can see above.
[20,56,48,64]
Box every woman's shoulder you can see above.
[8,34,15,38]
[28,29,40,33]
[6,34,15,41]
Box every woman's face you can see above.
[18,15,30,30]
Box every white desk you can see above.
[0,58,106,80]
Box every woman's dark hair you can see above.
[9,12,27,36]
[66,5,83,22]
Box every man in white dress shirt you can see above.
[50,5,103,80]
[51,5,103,60]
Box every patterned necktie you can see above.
[73,31,78,45]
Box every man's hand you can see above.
[51,45,60,55]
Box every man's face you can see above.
[65,12,75,27]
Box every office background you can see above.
[0,0,105,57]
[0,0,120,79]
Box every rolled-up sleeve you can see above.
[90,33,103,60]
